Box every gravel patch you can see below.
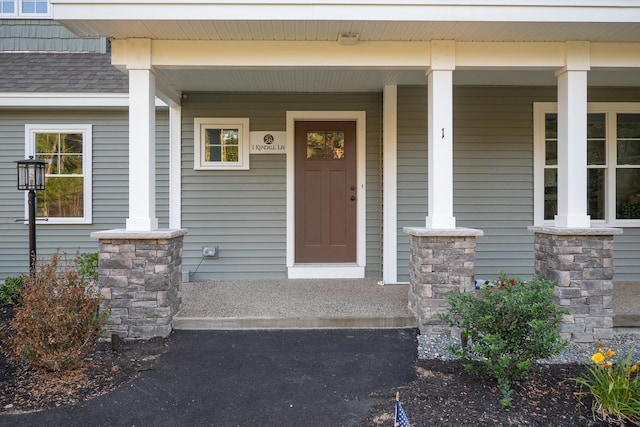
[418,329,640,364]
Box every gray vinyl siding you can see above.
[0,109,169,279]
[397,86,428,281]
[0,20,106,53]
[396,85,640,282]
[453,86,555,279]
[180,92,382,279]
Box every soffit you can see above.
[154,67,640,93]
[61,20,640,43]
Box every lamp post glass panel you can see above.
[15,156,46,275]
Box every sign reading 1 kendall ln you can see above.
[250,131,286,154]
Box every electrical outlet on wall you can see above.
[202,246,218,258]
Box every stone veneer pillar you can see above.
[403,227,484,335]
[90,229,187,340]
[529,226,622,343]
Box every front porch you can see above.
[173,279,416,330]
[170,278,640,331]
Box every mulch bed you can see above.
[0,305,169,415]
[364,359,616,426]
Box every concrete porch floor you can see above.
[173,279,640,330]
[173,278,416,330]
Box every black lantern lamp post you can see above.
[15,156,46,276]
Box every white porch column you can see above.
[126,39,158,232]
[383,85,398,284]
[169,103,182,229]
[425,40,456,229]
[554,42,591,228]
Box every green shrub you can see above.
[76,252,99,282]
[570,348,640,425]
[0,275,26,307]
[6,251,107,372]
[438,271,568,407]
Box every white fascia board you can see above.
[0,93,168,108]
[51,1,640,24]
[0,93,129,108]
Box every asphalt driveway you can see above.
[2,329,417,427]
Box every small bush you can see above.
[570,348,640,425]
[438,271,568,407]
[5,251,107,372]
[76,252,99,282]
[0,275,26,307]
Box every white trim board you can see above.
[382,85,398,284]
[286,110,367,279]
[169,103,182,229]
[53,1,640,24]
[0,93,168,108]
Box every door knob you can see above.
[350,195,356,201]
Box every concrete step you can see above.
[613,314,640,328]
[173,279,416,330]
[613,281,640,328]
[173,315,416,330]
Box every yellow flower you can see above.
[607,349,615,358]
[631,364,638,373]
[592,352,605,364]
[605,361,613,367]
[598,348,605,355]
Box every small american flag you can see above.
[394,399,411,427]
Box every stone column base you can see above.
[403,227,484,335]
[91,228,188,340]
[529,226,622,343]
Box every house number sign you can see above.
[250,131,286,154]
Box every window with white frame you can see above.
[0,0,48,16]
[534,103,640,226]
[193,118,250,170]
[26,124,92,224]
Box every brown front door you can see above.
[295,121,357,263]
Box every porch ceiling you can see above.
[155,68,638,94]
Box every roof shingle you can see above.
[0,51,128,93]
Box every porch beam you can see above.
[110,40,640,70]
[554,41,590,228]
[425,40,455,230]
[116,40,432,69]
[125,39,159,232]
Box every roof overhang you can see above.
[51,1,640,42]
[50,1,640,94]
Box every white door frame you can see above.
[286,111,367,279]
